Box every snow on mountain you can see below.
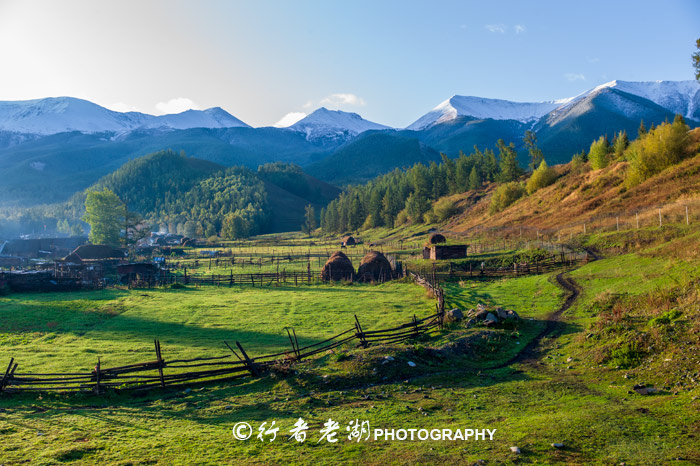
[407,95,572,130]
[408,80,700,131]
[290,107,390,141]
[0,97,249,135]
[585,80,700,120]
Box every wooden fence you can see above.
[0,311,443,394]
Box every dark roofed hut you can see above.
[428,233,446,244]
[320,251,355,282]
[357,251,393,283]
[62,244,125,263]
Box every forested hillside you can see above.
[6,151,340,239]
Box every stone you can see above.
[447,308,464,322]
[496,307,509,320]
[510,446,521,454]
[484,313,499,326]
[567,357,574,362]
[507,309,520,320]
[476,303,487,312]
[407,361,417,367]
[474,309,489,320]
[552,443,564,449]
[633,385,659,395]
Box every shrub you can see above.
[609,340,646,368]
[394,209,409,226]
[526,160,557,194]
[625,116,691,187]
[649,308,682,327]
[589,136,611,170]
[489,182,526,214]
[432,198,459,222]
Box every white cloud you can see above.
[155,97,199,115]
[273,112,307,127]
[587,56,600,63]
[302,100,314,110]
[514,24,526,34]
[485,23,506,34]
[564,73,586,82]
[319,93,366,109]
[107,102,141,113]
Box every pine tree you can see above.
[524,130,545,171]
[638,120,647,138]
[497,139,522,182]
[612,130,629,159]
[468,166,481,190]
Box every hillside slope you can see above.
[445,141,700,236]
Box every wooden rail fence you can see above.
[0,273,444,395]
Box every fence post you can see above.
[155,339,166,388]
[0,357,14,392]
[235,341,259,376]
[354,314,368,348]
[94,357,101,395]
[636,212,639,229]
[686,205,689,225]
[659,208,662,227]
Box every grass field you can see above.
[0,281,434,373]
[1,230,699,464]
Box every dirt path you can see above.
[488,248,599,370]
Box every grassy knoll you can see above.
[0,281,433,373]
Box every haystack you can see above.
[428,233,446,244]
[357,251,393,282]
[341,235,356,246]
[320,251,355,282]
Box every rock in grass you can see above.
[496,307,508,320]
[632,384,658,395]
[510,446,521,453]
[407,361,417,367]
[552,443,564,449]
[447,308,463,322]
[484,313,499,326]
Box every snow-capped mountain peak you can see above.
[407,95,565,130]
[408,79,700,130]
[290,107,390,141]
[585,80,700,119]
[0,97,250,135]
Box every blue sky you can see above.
[0,0,698,127]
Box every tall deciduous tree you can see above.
[83,188,126,247]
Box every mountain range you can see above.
[0,80,698,207]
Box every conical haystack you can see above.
[357,251,393,282]
[320,251,355,281]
